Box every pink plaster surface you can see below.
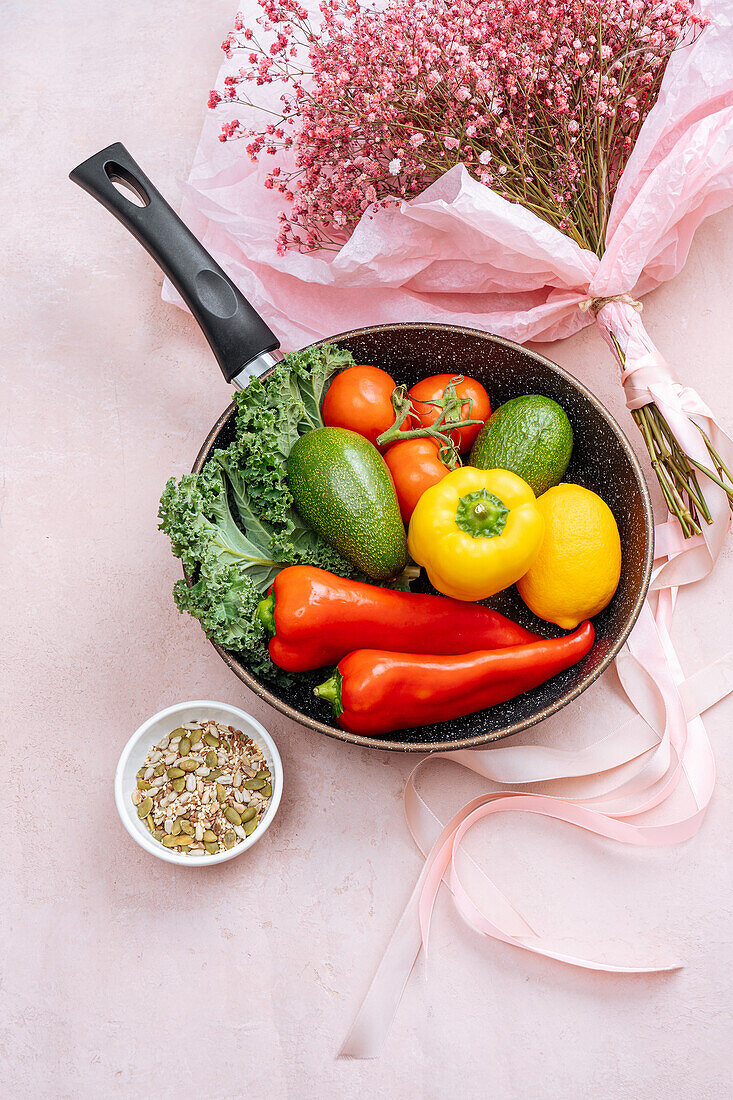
[1,2,732,1096]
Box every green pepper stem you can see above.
[314,670,343,717]
[255,591,277,636]
[455,490,509,538]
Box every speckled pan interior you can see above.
[191,323,654,753]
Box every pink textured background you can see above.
[2,2,732,1096]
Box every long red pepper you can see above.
[314,621,595,736]
[257,565,541,673]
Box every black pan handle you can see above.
[70,142,280,384]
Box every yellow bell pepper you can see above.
[408,467,545,602]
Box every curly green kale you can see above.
[158,462,281,592]
[159,342,414,678]
[211,436,358,578]
[231,342,353,557]
[172,562,276,682]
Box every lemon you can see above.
[516,484,621,629]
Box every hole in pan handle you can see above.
[69,142,283,386]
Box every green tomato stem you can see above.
[376,379,483,469]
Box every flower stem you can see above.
[608,333,730,536]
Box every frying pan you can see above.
[71,143,654,752]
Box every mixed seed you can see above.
[131,720,272,855]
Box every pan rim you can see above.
[189,322,654,753]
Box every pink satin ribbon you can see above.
[340,305,733,1059]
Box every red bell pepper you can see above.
[257,565,541,672]
[314,621,595,736]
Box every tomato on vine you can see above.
[384,438,450,524]
[408,375,490,452]
[322,364,397,449]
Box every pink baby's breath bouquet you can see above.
[203,0,733,543]
[216,0,704,259]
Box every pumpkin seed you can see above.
[146,814,155,832]
[172,777,186,793]
[203,830,218,843]
[256,770,270,780]
[171,818,182,837]
[240,806,257,823]
[136,767,147,779]
[153,764,165,777]
[180,820,195,836]
[162,835,181,848]
[179,758,198,772]
[189,728,203,746]
[136,779,151,790]
[223,831,236,849]
[244,818,258,837]
[179,737,191,755]
[204,732,220,748]
[153,829,166,841]
[205,750,218,768]
[137,797,153,818]
[216,783,226,804]
[176,835,194,847]
[170,728,188,738]
[261,783,272,798]
[167,766,185,778]
[224,807,242,826]
[205,842,219,855]
[243,778,266,791]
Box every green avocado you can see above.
[470,395,573,497]
[286,427,407,581]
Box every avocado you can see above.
[470,395,573,497]
[287,427,407,580]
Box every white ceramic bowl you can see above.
[115,700,283,866]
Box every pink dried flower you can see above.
[210,0,708,253]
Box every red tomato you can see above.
[322,364,397,449]
[408,374,491,452]
[384,438,450,524]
